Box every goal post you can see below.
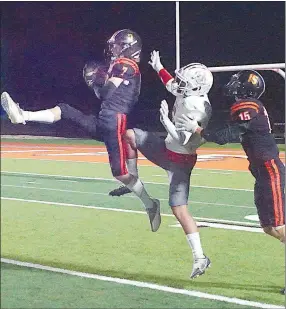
[175,2,285,79]
[208,63,285,79]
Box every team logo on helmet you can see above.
[248,74,259,85]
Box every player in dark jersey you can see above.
[96,29,161,232]
[177,70,285,292]
[177,70,285,244]
[1,29,161,233]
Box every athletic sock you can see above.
[126,177,154,209]
[186,232,205,260]
[22,110,55,123]
[126,158,138,177]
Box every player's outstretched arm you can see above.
[176,114,249,145]
[148,50,174,92]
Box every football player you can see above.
[1,29,161,233]
[109,50,213,279]
[99,29,161,232]
[176,70,285,290]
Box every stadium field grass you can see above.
[1,138,285,308]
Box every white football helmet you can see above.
[170,63,213,97]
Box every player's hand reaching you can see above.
[160,100,169,125]
[148,50,164,72]
[176,114,200,133]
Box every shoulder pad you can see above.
[109,58,139,79]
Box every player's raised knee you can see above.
[124,129,136,148]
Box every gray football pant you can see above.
[133,128,196,207]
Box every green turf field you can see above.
[1,139,285,308]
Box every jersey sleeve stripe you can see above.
[230,104,259,114]
[115,58,139,74]
[231,102,259,111]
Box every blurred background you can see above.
[1,2,285,140]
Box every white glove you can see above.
[176,114,200,133]
[148,50,164,72]
[159,99,169,125]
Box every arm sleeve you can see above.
[158,68,174,85]
[201,122,249,145]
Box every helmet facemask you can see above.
[223,74,241,99]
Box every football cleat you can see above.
[190,256,211,279]
[146,199,161,232]
[109,185,132,196]
[280,287,285,295]
[1,92,26,124]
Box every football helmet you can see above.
[171,63,213,97]
[83,61,108,89]
[223,70,265,99]
[105,29,142,62]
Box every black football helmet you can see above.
[223,70,265,100]
[104,29,142,62]
[83,61,108,89]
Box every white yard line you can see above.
[1,258,282,309]
[1,157,252,172]
[0,145,106,150]
[210,171,232,175]
[170,222,263,233]
[1,171,254,192]
[1,184,255,209]
[1,197,260,229]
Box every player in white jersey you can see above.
[109,51,213,279]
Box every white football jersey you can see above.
[165,95,212,154]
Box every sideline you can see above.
[1,258,282,309]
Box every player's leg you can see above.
[57,103,99,138]
[168,159,210,279]
[109,128,171,196]
[100,114,161,232]
[254,158,285,294]
[109,129,138,196]
[256,158,285,243]
[1,92,58,124]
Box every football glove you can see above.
[148,50,164,72]
[176,114,200,133]
[159,99,169,125]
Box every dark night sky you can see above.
[1,1,285,124]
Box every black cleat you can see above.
[280,288,285,295]
[109,185,132,197]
